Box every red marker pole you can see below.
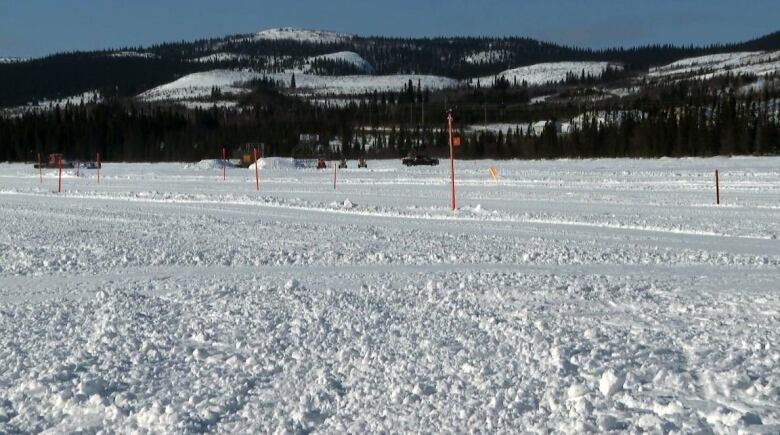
[715,170,720,205]
[38,153,42,184]
[448,111,456,210]
[222,147,227,181]
[57,157,62,193]
[97,152,101,184]
[333,161,337,190]
[254,147,260,192]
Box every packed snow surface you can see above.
[480,61,620,86]
[250,27,354,44]
[1,157,779,433]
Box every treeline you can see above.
[1,77,778,162]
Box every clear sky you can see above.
[1,0,779,57]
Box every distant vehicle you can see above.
[338,159,348,169]
[316,159,327,169]
[402,155,439,166]
[33,153,101,169]
[358,157,368,168]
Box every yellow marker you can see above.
[488,166,498,181]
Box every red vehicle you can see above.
[316,159,327,169]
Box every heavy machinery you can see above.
[358,157,368,168]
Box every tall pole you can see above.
[715,170,720,205]
[254,147,260,192]
[222,147,226,181]
[57,156,62,193]
[333,161,337,190]
[448,111,456,210]
[97,152,101,184]
[38,153,42,184]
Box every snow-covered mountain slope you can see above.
[463,50,511,64]
[478,61,620,86]
[272,73,457,96]
[138,70,261,101]
[108,51,156,59]
[192,52,248,63]
[1,91,102,117]
[307,51,374,74]
[250,27,354,44]
[649,50,780,80]
[0,57,30,64]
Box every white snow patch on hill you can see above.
[273,73,458,95]
[193,52,248,63]
[649,51,780,80]
[251,27,354,44]
[307,51,374,73]
[479,61,619,86]
[463,50,511,64]
[138,70,261,101]
[109,51,156,59]
[2,91,102,116]
[0,57,30,64]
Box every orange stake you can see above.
[448,111,456,210]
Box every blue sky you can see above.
[1,0,779,57]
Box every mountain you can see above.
[2,27,780,110]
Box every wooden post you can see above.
[57,156,62,193]
[448,111,456,210]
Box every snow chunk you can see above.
[599,369,625,398]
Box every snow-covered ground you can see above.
[0,157,778,433]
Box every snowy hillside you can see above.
[192,52,248,63]
[108,51,156,59]
[272,73,458,96]
[463,50,511,64]
[307,51,374,74]
[479,61,620,86]
[0,57,29,64]
[250,27,354,44]
[649,50,780,80]
[138,70,261,101]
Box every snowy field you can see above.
[0,157,779,433]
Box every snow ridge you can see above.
[251,27,354,44]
